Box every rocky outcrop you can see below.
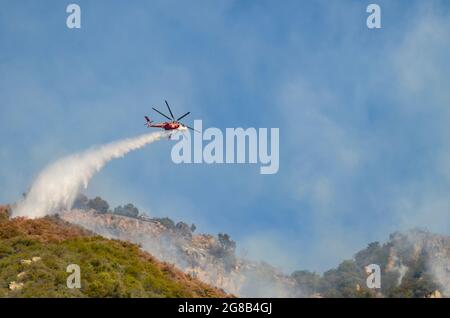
[60,210,450,298]
[427,290,442,298]
[61,209,296,297]
[9,281,24,291]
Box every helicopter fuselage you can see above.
[149,121,181,130]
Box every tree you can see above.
[176,222,192,238]
[320,260,366,297]
[354,241,385,267]
[291,270,322,295]
[73,194,89,210]
[153,217,176,230]
[87,197,109,213]
[218,233,236,252]
[113,203,139,218]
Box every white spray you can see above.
[12,131,169,218]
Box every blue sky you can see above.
[1,0,450,272]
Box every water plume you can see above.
[12,131,169,218]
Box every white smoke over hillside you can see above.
[12,131,169,218]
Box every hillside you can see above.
[59,196,450,298]
[61,207,296,297]
[291,229,449,298]
[2,198,449,298]
[0,205,229,297]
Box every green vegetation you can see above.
[2,202,443,298]
[152,217,176,230]
[290,232,441,298]
[72,195,198,237]
[73,194,109,214]
[113,203,139,218]
[0,206,228,298]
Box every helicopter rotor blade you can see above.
[184,124,200,133]
[165,100,175,120]
[152,107,172,121]
[177,112,190,121]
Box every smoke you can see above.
[430,257,450,297]
[61,209,300,297]
[390,254,409,286]
[400,230,450,297]
[12,131,169,218]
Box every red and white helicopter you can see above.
[145,100,198,137]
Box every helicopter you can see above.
[145,100,198,137]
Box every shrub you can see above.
[87,197,109,214]
[113,204,139,218]
[153,217,176,230]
